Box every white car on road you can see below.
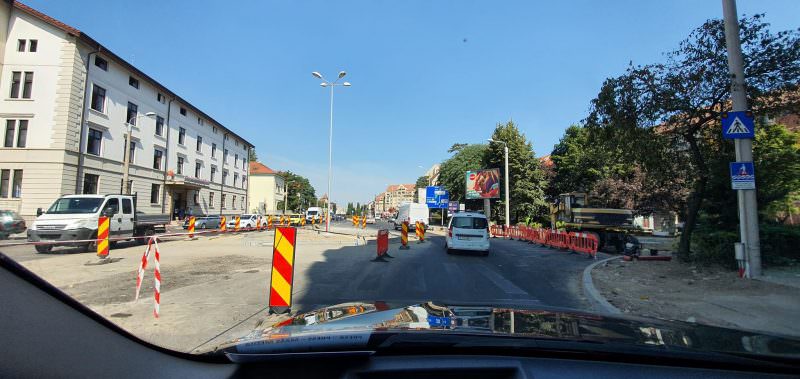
[445,212,490,255]
[227,214,260,229]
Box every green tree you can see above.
[346,202,354,215]
[278,171,316,212]
[414,175,429,202]
[483,121,549,222]
[248,149,258,162]
[439,144,488,202]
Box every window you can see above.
[196,136,202,152]
[222,170,228,185]
[126,102,138,125]
[90,84,106,112]
[4,120,14,147]
[197,117,204,126]
[180,107,187,116]
[233,173,239,187]
[22,72,33,98]
[224,149,228,162]
[128,76,139,89]
[232,195,236,209]
[155,116,164,136]
[125,137,135,164]
[122,198,132,214]
[242,175,247,189]
[209,192,215,208]
[150,184,160,204]
[0,170,8,197]
[28,39,37,52]
[16,121,26,148]
[9,72,20,98]
[235,139,239,147]
[83,173,99,194]
[177,156,184,175]
[234,154,238,168]
[193,192,199,205]
[221,194,226,209]
[178,127,186,145]
[94,56,108,70]
[211,143,216,158]
[153,149,163,170]
[157,93,165,103]
[195,162,201,178]
[11,169,23,197]
[213,126,217,134]
[17,39,25,52]
[210,166,217,182]
[87,128,102,156]
[241,197,244,210]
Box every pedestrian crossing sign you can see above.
[730,161,756,190]
[721,111,755,139]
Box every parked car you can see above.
[182,215,222,230]
[227,214,259,229]
[365,216,376,224]
[0,210,26,239]
[444,212,490,255]
[289,214,304,226]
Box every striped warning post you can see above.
[135,238,153,301]
[361,214,366,229]
[153,240,161,318]
[268,215,273,230]
[352,215,358,226]
[268,227,297,314]
[188,216,195,238]
[97,216,109,258]
[220,216,227,232]
[400,221,410,250]
[235,215,241,232]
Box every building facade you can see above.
[383,184,414,213]
[425,164,440,186]
[0,2,253,223]
[247,161,285,215]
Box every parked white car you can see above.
[444,212,490,255]
[227,214,260,229]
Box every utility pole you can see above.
[722,0,761,277]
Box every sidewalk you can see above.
[590,257,800,336]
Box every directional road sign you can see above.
[729,162,755,190]
[448,201,459,212]
[721,111,755,139]
[425,186,449,209]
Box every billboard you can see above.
[465,168,500,199]
[425,186,449,209]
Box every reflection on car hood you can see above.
[215,301,800,359]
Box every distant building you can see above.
[425,164,441,186]
[247,162,284,214]
[383,184,415,212]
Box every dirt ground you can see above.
[592,257,800,336]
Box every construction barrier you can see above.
[188,216,195,238]
[568,232,599,258]
[220,216,227,232]
[97,216,109,258]
[489,224,505,238]
[352,215,358,227]
[417,222,425,243]
[268,216,273,230]
[361,215,366,229]
[400,221,410,250]
[268,227,297,314]
[135,237,161,318]
[235,215,241,232]
[373,229,390,262]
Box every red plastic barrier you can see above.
[567,232,599,258]
[490,225,505,238]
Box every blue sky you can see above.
[26,0,799,204]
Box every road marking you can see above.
[477,265,529,296]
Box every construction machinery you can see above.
[550,192,637,252]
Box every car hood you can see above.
[213,301,800,360]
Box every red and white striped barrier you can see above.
[135,237,162,318]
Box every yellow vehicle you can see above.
[289,214,305,226]
[550,192,636,252]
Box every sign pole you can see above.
[723,0,761,277]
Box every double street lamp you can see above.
[312,70,351,232]
[122,112,157,194]
[487,138,510,229]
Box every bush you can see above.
[691,223,800,269]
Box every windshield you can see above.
[46,198,104,214]
[451,217,487,229]
[2,0,799,362]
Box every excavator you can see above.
[550,192,638,252]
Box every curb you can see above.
[582,256,622,315]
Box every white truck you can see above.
[305,206,323,223]
[390,203,429,231]
[27,194,169,254]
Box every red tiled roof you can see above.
[249,161,278,175]
[386,184,414,192]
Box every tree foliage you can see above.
[278,171,316,212]
[248,149,258,162]
[439,144,488,202]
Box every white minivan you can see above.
[445,212,490,255]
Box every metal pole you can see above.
[722,0,761,277]
[326,83,334,232]
[122,123,132,194]
[503,145,510,229]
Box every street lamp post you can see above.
[488,139,510,230]
[122,112,157,194]
[312,71,351,232]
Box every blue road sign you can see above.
[730,162,756,190]
[721,111,755,139]
[426,186,449,208]
[448,201,459,212]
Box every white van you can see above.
[305,207,323,223]
[390,203,429,231]
[445,212,490,255]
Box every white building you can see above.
[0,1,253,223]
